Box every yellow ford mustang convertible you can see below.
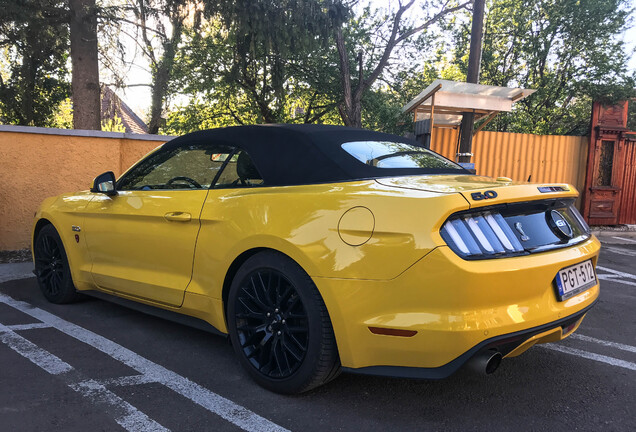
[33,124,599,393]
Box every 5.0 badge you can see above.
[470,190,498,200]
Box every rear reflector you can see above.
[368,327,417,337]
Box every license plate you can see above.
[555,259,597,301]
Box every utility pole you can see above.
[457,0,486,165]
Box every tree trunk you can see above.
[338,100,362,128]
[335,26,363,128]
[70,0,101,130]
[148,13,184,134]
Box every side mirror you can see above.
[91,171,118,196]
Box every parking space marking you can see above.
[612,236,636,243]
[543,344,636,371]
[0,322,73,375]
[0,293,290,432]
[602,246,636,257]
[597,274,636,286]
[70,379,169,432]
[98,374,160,387]
[1,322,168,432]
[596,265,636,279]
[570,334,636,354]
[7,322,52,331]
[596,265,636,287]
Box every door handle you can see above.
[164,212,192,222]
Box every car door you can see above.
[83,142,236,307]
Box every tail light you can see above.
[441,212,524,258]
[440,201,591,260]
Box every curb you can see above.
[0,262,34,284]
[591,224,636,233]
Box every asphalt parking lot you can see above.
[1,235,635,432]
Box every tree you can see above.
[70,0,101,130]
[0,0,69,126]
[163,0,341,131]
[116,0,198,134]
[453,0,636,135]
[166,1,472,133]
[332,0,471,128]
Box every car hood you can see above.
[375,175,578,207]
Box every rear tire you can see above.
[33,224,80,304]
[227,251,340,394]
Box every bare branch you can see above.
[98,15,168,39]
[335,26,353,115]
[136,0,158,67]
[396,2,471,44]
[356,1,472,98]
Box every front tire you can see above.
[227,251,340,394]
[34,224,79,304]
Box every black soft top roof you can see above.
[163,124,467,186]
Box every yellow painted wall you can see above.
[0,127,167,250]
[430,128,589,192]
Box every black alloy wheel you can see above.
[234,268,309,378]
[34,224,79,304]
[227,251,340,394]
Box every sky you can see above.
[116,1,636,119]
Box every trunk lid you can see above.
[375,175,578,206]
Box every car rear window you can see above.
[341,141,463,170]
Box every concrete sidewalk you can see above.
[0,262,34,284]
[592,227,636,245]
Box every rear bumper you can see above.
[315,236,600,372]
[342,303,593,379]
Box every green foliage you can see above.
[628,100,636,132]
[102,114,126,132]
[453,0,636,135]
[166,1,461,134]
[360,88,413,135]
[0,0,70,126]
[165,2,345,132]
[51,98,73,129]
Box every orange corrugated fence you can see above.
[430,128,589,193]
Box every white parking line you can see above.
[603,246,636,257]
[597,274,636,287]
[0,322,73,375]
[7,322,52,331]
[596,265,636,286]
[0,293,290,432]
[1,322,170,431]
[70,379,169,432]
[612,236,636,243]
[543,344,636,371]
[99,374,159,387]
[596,265,636,279]
[570,334,636,354]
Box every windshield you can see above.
[341,141,463,170]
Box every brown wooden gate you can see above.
[582,101,636,225]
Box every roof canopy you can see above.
[402,79,535,126]
[160,124,466,186]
